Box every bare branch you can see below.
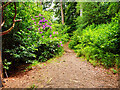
[13,2,16,22]
[0,2,22,36]
[0,2,12,10]
[0,19,22,36]
[1,20,5,27]
[0,22,15,36]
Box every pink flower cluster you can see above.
[31,14,63,47]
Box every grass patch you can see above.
[29,84,38,89]
[23,50,64,72]
[110,68,118,74]
[89,59,99,67]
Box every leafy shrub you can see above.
[69,20,120,68]
[4,13,64,63]
[2,3,70,72]
[52,24,70,43]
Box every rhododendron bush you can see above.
[2,2,70,71]
[5,13,67,64]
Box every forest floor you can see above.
[3,42,119,88]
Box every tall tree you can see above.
[53,2,65,24]
[0,2,21,87]
[61,1,64,24]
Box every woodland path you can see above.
[3,42,118,88]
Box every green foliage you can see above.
[52,24,70,42]
[76,2,120,30]
[69,20,120,68]
[64,2,78,35]
[2,2,120,72]
[69,2,120,68]
[110,68,118,74]
[89,59,98,67]
[2,2,70,72]
[29,84,38,89]
[3,59,11,70]
[53,2,78,35]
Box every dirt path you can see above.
[3,42,118,88]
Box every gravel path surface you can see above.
[3,42,118,88]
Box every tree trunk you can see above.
[0,2,3,87]
[0,14,2,87]
[80,5,82,17]
[0,50,3,87]
[61,2,64,24]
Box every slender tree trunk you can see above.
[80,5,82,17]
[0,10,2,85]
[0,50,3,87]
[61,2,64,24]
[0,2,3,87]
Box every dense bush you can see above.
[51,23,70,42]
[69,19,120,68]
[2,2,69,71]
[6,14,63,61]
[69,2,120,68]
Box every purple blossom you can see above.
[39,20,42,23]
[39,14,42,16]
[60,41,62,43]
[43,25,45,27]
[39,23,42,25]
[58,45,60,47]
[32,18,35,20]
[45,23,47,26]
[55,37,57,38]
[53,32,55,34]
[34,22,36,24]
[49,22,52,25]
[43,20,48,22]
[42,36,44,38]
[38,28,40,30]
[35,16,38,17]
[47,25,50,27]
[43,27,45,29]
[40,32,43,33]
[31,17,32,18]
[57,32,58,34]
[35,24,36,25]
[43,17,45,19]
[49,26,52,28]
[61,44,63,46]
[49,35,52,37]
[27,28,30,30]
[43,25,45,29]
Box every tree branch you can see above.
[0,2,22,36]
[0,2,12,10]
[1,20,5,27]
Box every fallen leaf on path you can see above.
[70,79,79,83]
[47,78,52,84]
